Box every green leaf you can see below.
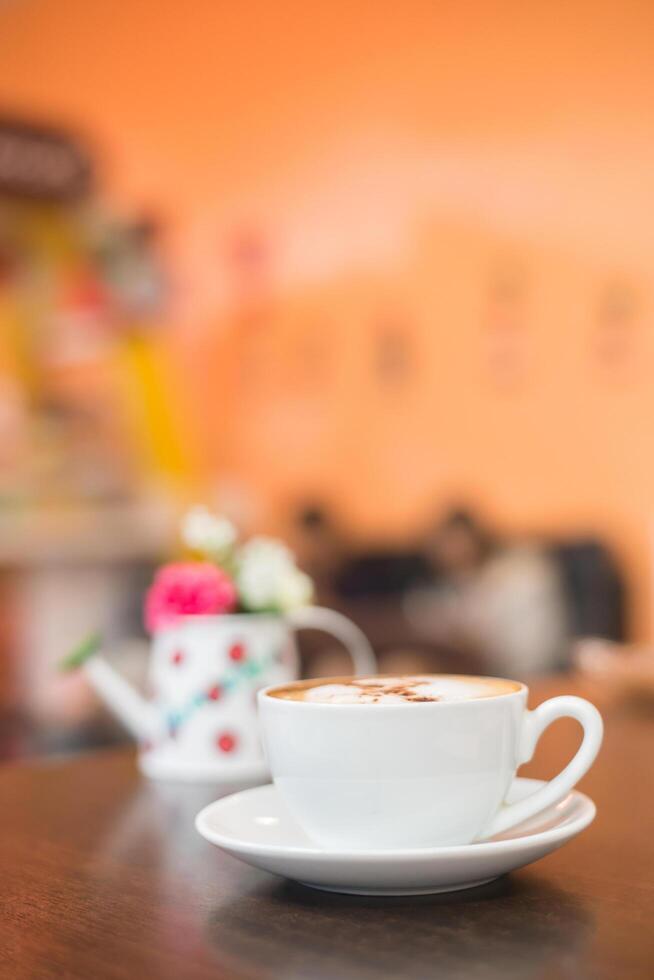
[59,632,102,672]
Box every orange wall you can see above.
[2,0,654,636]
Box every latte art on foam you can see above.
[270,674,520,704]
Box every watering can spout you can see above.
[84,656,165,742]
[61,634,164,742]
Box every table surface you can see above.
[1,677,653,980]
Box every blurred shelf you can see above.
[0,498,177,566]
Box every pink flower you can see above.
[145,562,237,633]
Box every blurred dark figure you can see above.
[295,504,431,601]
[334,541,431,600]
[293,504,437,675]
[405,509,570,678]
[550,539,625,642]
[294,505,348,606]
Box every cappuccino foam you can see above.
[269,674,520,704]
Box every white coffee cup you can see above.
[258,675,603,849]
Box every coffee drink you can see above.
[269,674,521,704]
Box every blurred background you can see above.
[1,0,652,758]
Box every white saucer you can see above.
[195,777,596,896]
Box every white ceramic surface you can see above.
[195,778,596,895]
[258,678,603,848]
[84,608,376,783]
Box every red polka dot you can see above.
[171,649,185,666]
[229,642,246,662]
[217,732,237,753]
[208,684,223,701]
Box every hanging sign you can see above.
[0,117,92,201]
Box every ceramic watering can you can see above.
[76,608,376,783]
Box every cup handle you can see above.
[482,696,603,839]
[285,606,377,676]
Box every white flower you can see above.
[236,536,313,612]
[277,569,314,611]
[182,506,237,557]
[236,537,292,609]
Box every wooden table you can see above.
[1,678,653,979]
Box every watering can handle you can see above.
[285,606,377,676]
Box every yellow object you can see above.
[114,331,188,482]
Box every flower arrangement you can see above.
[144,507,314,633]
